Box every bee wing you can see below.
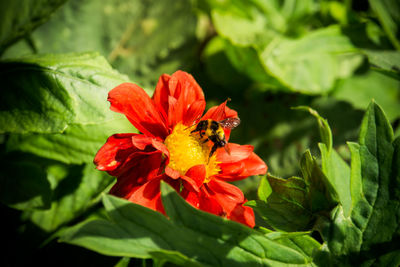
[219,117,240,129]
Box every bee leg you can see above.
[209,143,218,159]
[202,138,209,144]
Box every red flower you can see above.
[94,71,267,227]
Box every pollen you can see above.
[164,123,220,182]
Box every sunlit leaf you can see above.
[60,183,317,266]
[319,102,400,265]
[1,52,135,163]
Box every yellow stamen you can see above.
[164,123,220,182]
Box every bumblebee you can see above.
[191,117,240,158]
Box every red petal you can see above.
[229,202,255,228]
[206,179,245,214]
[218,161,245,177]
[169,71,204,103]
[131,134,156,150]
[202,100,238,121]
[238,152,267,177]
[131,135,169,158]
[216,143,253,163]
[198,186,224,216]
[94,133,137,172]
[182,100,206,126]
[217,152,267,181]
[180,188,200,209]
[127,178,164,213]
[109,151,162,197]
[165,166,181,179]
[167,95,179,127]
[152,74,171,121]
[152,71,205,128]
[182,165,206,192]
[108,83,168,139]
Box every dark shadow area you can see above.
[0,203,122,267]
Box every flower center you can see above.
[164,123,220,182]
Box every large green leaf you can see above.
[0,0,67,54]
[0,52,132,134]
[259,227,321,262]
[248,175,312,232]
[259,26,363,94]
[6,118,133,164]
[61,183,317,266]
[320,102,400,265]
[26,163,113,232]
[1,52,135,163]
[249,150,336,232]
[3,0,199,88]
[352,102,399,252]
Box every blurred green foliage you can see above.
[1,0,399,266]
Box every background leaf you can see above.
[3,0,200,88]
[0,0,67,53]
[368,0,400,50]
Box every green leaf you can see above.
[259,228,321,261]
[369,0,400,50]
[0,154,52,210]
[333,70,400,121]
[0,52,132,134]
[298,106,352,217]
[7,118,133,165]
[249,150,336,232]
[363,50,400,76]
[259,26,363,94]
[318,143,352,217]
[321,102,400,263]
[319,205,362,256]
[1,52,135,163]
[206,0,363,94]
[257,176,272,202]
[299,150,338,211]
[114,257,130,267]
[353,102,398,251]
[160,181,314,265]
[27,163,113,232]
[0,0,67,54]
[61,183,316,266]
[3,0,199,88]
